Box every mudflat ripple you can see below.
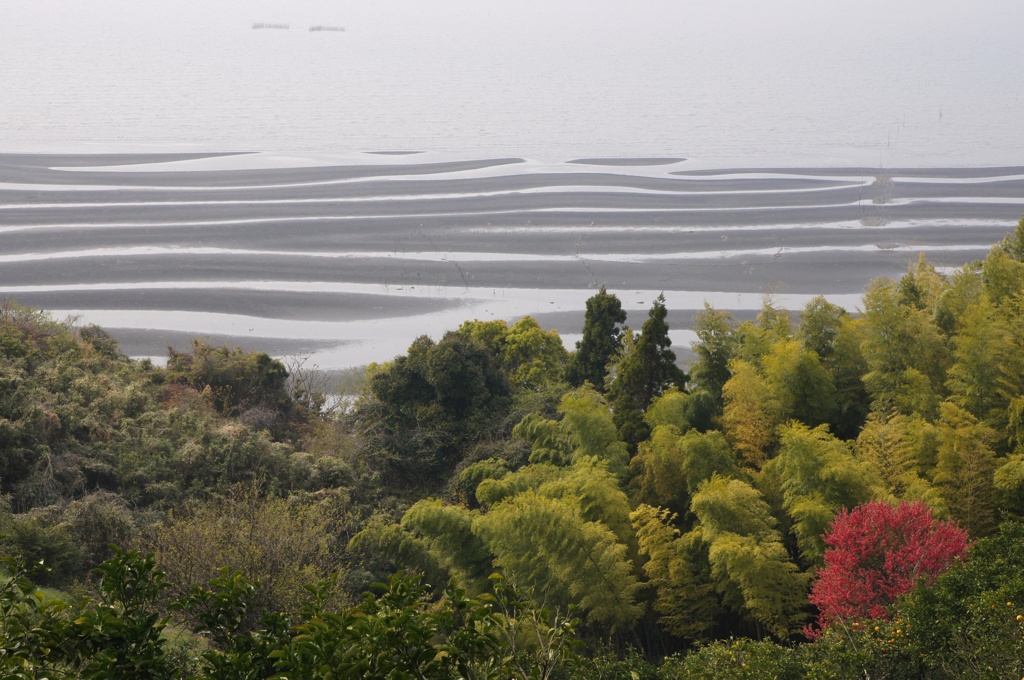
[0,152,1020,368]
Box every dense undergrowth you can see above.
[2,216,1024,678]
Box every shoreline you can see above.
[2,152,1019,369]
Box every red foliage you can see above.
[808,500,968,633]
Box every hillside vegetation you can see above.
[2,218,1024,678]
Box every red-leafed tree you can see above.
[807,500,969,633]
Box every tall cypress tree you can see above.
[565,286,627,390]
[609,294,687,452]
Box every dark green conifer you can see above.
[608,294,687,453]
[565,286,626,390]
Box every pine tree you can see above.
[608,294,687,452]
[565,286,626,390]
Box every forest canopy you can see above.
[2,216,1024,678]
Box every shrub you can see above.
[808,500,968,632]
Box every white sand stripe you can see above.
[0,213,517,234]
[0,281,866,310]
[460,219,1004,234]
[16,188,1023,213]
[537,197,1024,213]
[0,243,993,265]
[0,180,881,210]
[0,216,1006,237]
[893,174,1024,184]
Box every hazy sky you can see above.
[3,0,1023,162]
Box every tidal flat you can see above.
[1,152,1020,368]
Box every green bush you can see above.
[167,340,292,425]
[900,521,1024,679]
[0,511,84,587]
[660,638,801,679]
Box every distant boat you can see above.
[309,25,345,32]
[252,23,289,30]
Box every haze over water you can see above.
[2,0,1024,370]
[4,0,1024,164]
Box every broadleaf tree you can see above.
[807,500,969,632]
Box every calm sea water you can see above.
[4,0,1024,165]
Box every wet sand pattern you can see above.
[0,153,1020,368]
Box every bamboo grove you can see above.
[2,218,1024,677]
